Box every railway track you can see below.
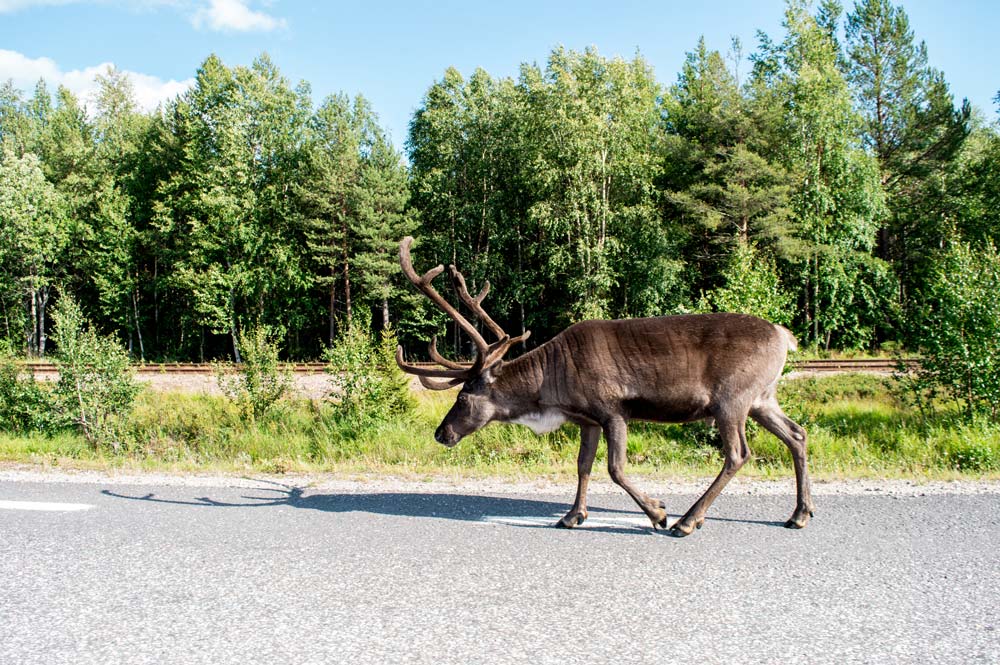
[17,358,913,375]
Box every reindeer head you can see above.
[395,236,530,446]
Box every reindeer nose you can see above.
[435,424,459,447]
[434,426,449,444]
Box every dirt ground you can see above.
[29,369,343,401]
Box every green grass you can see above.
[1,374,998,480]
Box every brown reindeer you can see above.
[395,237,814,536]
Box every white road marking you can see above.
[0,500,94,512]
[480,515,656,529]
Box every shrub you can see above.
[50,296,140,450]
[900,242,1000,421]
[324,322,414,430]
[215,325,292,423]
[700,241,794,325]
[943,440,996,472]
[0,353,54,433]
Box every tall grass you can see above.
[1,374,997,478]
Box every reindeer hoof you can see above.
[667,517,704,537]
[784,507,814,529]
[784,515,810,529]
[667,521,694,537]
[556,512,586,528]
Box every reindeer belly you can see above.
[623,396,711,424]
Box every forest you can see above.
[1,0,998,367]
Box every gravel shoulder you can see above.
[2,463,997,496]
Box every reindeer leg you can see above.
[670,413,749,537]
[557,424,600,528]
[751,402,814,529]
[604,416,668,528]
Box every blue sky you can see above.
[1,0,997,149]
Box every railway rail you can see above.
[17,358,913,375]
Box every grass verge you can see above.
[1,374,998,480]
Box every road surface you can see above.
[1,472,998,664]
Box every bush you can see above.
[900,242,1000,421]
[324,323,414,430]
[50,296,140,450]
[0,354,55,433]
[943,440,996,472]
[215,325,292,423]
[700,241,794,325]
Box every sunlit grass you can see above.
[1,374,998,479]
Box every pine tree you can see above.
[844,0,970,309]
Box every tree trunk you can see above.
[27,287,37,356]
[153,257,160,351]
[342,238,352,329]
[803,266,812,349]
[381,298,389,329]
[37,287,49,357]
[516,223,527,344]
[229,290,241,363]
[813,253,820,346]
[1,297,9,347]
[132,286,145,361]
[328,279,336,345]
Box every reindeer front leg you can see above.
[557,424,600,528]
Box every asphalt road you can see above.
[1,474,998,665]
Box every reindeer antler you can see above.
[395,236,530,389]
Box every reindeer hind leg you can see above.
[751,401,814,529]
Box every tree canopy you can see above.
[0,0,991,361]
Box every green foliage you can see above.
[942,438,996,472]
[323,323,414,430]
[901,242,1000,421]
[49,295,140,449]
[0,5,991,366]
[154,54,313,360]
[700,241,794,324]
[215,325,293,422]
[0,147,68,355]
[843,0,970,330]
[0,354,55,433]
[751,1,889,349]
[2,374,998,478]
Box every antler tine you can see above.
[474,281,490,304]
[398,237,490,357]
[428,336,466,370]
[480,330,533,369]
[397,237,531,378]
[417,375,466,391]
[448,265,507,341]
[395,345,476,379]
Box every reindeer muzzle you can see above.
[434,424,461,447]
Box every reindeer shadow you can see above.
[101,478,789,535]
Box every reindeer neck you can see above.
[492,345,547,412]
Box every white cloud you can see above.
[0,2,288,34]
[190,0,285,32]
[0,49,193,113]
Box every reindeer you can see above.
[395,237,814,536]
